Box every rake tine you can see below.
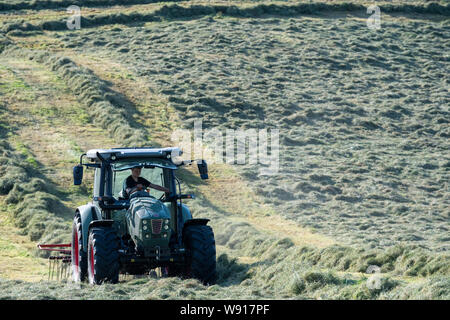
[55,259,59,281]
[53,258,58,281]
[55,258,58,281]
[51,257,56,281]
[60,259,64,281]
[58,259,61,280]
[63,260,69,280]
[48,257,51,281]
[64,259,70,280]
[56,259,62,281]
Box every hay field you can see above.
[0,1,449,299]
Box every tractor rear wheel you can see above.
[87,226,120,285]
[71,213,87,282]
[183,224,217,285]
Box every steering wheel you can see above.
[158,193,166,201]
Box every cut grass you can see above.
[63,52,335,249]
[0,201,48,282]
[69,11,448,251]
[0,1,448,299]
[14,141,39,169]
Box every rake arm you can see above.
[37,243,72,281]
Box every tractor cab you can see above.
[74,147,206,208]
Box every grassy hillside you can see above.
[0,0,448,299]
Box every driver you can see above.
[122,166,169,199]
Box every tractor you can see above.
[65,147,216,285]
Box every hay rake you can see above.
[37,243,71,281]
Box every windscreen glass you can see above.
[113,165,166,199]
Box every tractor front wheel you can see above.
[87,226,120,285]
[183,224,217,285]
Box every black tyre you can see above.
[87,226,120,285]
[71,213,87,282]
[167,264,184,278]
[183,224,217,285]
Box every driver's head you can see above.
[131,166,142,178]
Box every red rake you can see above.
[37,243,72,281]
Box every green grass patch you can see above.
[14,141,39,169]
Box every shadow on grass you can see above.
[216,253,273,287]
[8,153,74,221]
[78,67,150,141]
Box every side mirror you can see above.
[197,160,208,180]
[73,165,83,185]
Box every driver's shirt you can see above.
[123,175,151,197]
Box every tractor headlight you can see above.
[164,225,169,230]
[143,226,147,231]
[143,220,147,225]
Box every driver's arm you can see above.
[140,177,169,193]
[148,182,170,193]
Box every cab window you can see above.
[113,167,165,199]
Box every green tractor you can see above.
[70,147,216,285]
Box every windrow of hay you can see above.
[0,272,447,299]
[0,106,70,251]
[0,33,9,53]
[190,201,449,282]
[177,187,449,299]
[2,2,449,34]
[3,46,148,147]
[213,224,449,298]
[0,0,182,11]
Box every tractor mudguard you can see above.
[179,203,193,227]
[89,219,114,230]
[182,218,210,238]
[76,204,101,252]
[183,218,210,227]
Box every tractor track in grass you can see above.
[0,54,119,279]
[0,55,116,201]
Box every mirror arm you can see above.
[175,159,204,166]
[79,153,86,165]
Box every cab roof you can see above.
[86,147,182,162]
